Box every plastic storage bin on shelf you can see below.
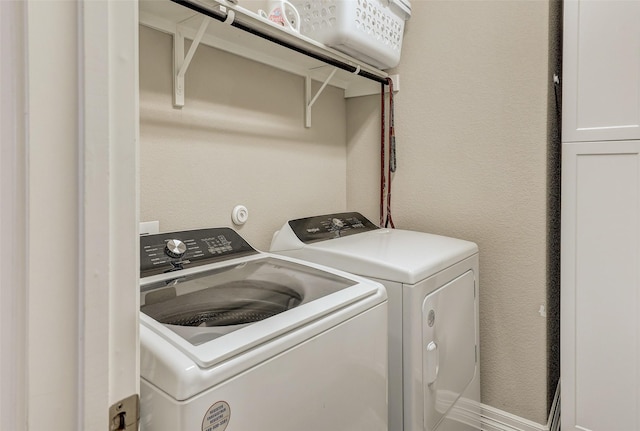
[292,0,411,69]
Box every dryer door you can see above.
[422,270,477,431]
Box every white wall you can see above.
[26,1,80,429]
[139,25,348,249]
[1,1,27,428]
[348,0,558,425]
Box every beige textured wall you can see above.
[139,25,348,249]
[348,0,553,425]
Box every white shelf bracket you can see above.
[385,74,400,93]
[173,16,211,108]
[305,67,338,128]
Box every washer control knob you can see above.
[165,239,187,258]
[331,218,345,229]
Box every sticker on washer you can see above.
[202,401,231,431]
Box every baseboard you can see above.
[480,383,560,431]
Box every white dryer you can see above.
[139,227,388,431]
[271,212,481,431]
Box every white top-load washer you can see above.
[270,212,481,431]
[139,227,388,431]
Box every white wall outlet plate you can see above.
[140,221,160,236]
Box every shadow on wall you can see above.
[139,98,312,142]
[139,25,346,143]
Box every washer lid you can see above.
[271,213,478,284]
[140,255,383,368]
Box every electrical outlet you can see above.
[139,221,159,236]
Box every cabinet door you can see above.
[561,141,640,431]
[562,0,640,142]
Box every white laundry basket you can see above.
[293,0,411,69]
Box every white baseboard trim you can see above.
[480,383,560,431]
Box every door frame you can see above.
[1,1,140,429]
[79,1,140,429]
[0,0,28,428]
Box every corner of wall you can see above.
[545,0,563,416]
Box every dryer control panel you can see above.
[140,228,257,277]
[288,212,379,244]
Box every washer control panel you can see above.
[140,227,257,277]
[288,212,379,244]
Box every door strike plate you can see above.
[109,394,140,431]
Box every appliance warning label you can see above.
[202,401,231,431]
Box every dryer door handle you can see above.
[425,341,439,386]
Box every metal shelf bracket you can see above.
[305,67,338,128]
[173,16,215,107]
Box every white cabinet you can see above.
[562,0,640,142]
[562,1,640,429]
[561,141,640,431]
